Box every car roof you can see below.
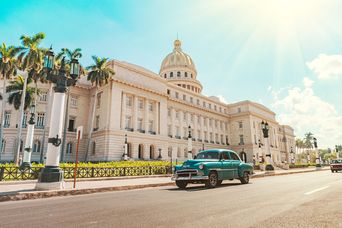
[200,149,237,154]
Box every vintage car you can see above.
[172,149,254,189]
[330,159,342,172]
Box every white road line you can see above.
[304,186,330,195]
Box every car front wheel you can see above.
[240,171,250,184]
[176,180,188,189]
[205,171,219,188]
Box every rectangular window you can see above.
[203,101,206,107]
[197,130,201,139]
[183,127,187,137]
[197,99,200,105]
[148,102,153,111]
[209,104,212,109]
[183,94,186,101]
[190,97,193,103]
[126,96,132,107]
[71,96,78,107]
[221,135,224,143]
[167,89,170,95]
[238,107,241,113]
[148,120,153,132]
[168,125,172,136]
[215,120,218,128]
[197,116,200,124]
[36,113,45,128]
[176,126,180,137]
[138,118,143,130]
[219,107,222,112]
[239,121,243,128]
[175,92,179,99]
[95,115,100,130]
[239,135,244,145]
[125,116,132,129]
[204,131,208,140]
[214,105,217,111]
[210,133,213,141]
[209,119,212,127]
[138,99,144,109]
[96,93,102,108]
[68,116,76,132]
[40,92,48,102]
[4,111,11,127]
[22,112,28,128]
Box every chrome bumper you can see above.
[171,175,209,181]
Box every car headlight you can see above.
[199,163,204,170]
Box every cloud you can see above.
[216,95,228,103]
[307,54,342,80]
[271,78,342,148]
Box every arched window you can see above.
[170,72,173,78]
[177,71,181,77]
[185,72,188,77]
[138,144,144,159]
[150,145,155,159]
[33,140,41,153]
[66,142,73,154]
[164,74,167,78]
[92,141,96,155]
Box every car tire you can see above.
[205,171,219,188]
[331,170,334,173]
[176,180,188,189]
[240,171,250,184]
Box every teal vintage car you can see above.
[172,149,253,189]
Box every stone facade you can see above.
[0,40,295,165]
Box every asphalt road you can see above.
[0,170,341,228]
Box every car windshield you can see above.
[196,151,219,159]
[332,160,342,163]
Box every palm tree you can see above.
[55,48,83,162]
[303,132,314,151]
[6,75,37,110]
[85,56,114,161]
[0,43,19,160]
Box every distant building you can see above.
[0,39,295,164]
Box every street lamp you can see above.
[187,125,193,159]
[258,139,263,163]
[123,134,128,161]
[290,147,294,164]
[20,104,36,169]
[158,148,162,160]
[35,47,80,190]
[313,137,321,168]
[261,120,274,171]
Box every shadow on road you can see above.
[164,182,242,192]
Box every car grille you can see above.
[176,169,198,177]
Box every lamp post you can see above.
[261,120,274,171]
[35,47,80,190]
[258,139,263,163]
[313,137,321,168]
[187,125,193,159]
[158,148,162,160]
[20,104,36,169]
[290,147,294,164]
[123,134,128,161]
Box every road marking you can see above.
[304,186,330,195]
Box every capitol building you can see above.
[0,40,295,164]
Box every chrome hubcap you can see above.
[210,174,217,185]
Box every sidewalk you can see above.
[0,167,329,202]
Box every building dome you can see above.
[160,40,196,73]
[160,40,202,94]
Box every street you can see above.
[0,170,341,228]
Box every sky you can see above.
[0,0,341,148]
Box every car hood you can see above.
[182,159,219,167]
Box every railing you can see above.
[0,166,172,181]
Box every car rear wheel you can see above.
[175,180,188,189]
[205,171,219,188]
[240,171,250,184]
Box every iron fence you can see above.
[0,166,172,181]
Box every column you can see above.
[171,108,175,137]
[155,101,159,134]
[180,111,184,138]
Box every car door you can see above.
[229,152,241,178]
[220,151,234,180]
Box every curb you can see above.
[0,168,329,202]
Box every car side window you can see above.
[229,152,240,161]
[220,152,229,160]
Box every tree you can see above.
[85,56,114,161]
[303,132,314,150]
[0,43,19,159]
[6,75,37,110]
